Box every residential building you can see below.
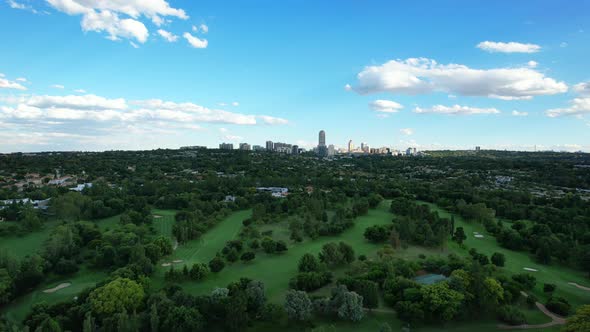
[239,143,251,151]
[266,141,274,151]
[219,143,234,150]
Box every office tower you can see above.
[318,130,326,147]
[475,146,481,152]
[239,143,251,151]
[328,144,335,156]
[292,145,299,155]
[348,140,354,152]
[266,141,274,151]
[252,145,264,151]
[219,143,234,150]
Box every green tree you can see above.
[421,282,464,322]
[562,304,590,332]
[491,252,505,267]
[209,256,225,273]
[452,227,467,245]
[150,304,159,332]
[89,278,144,317]
[336,291,364,322]
[298,253,320,272]
[284,290,312,322]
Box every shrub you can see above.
[546,296,571,316]
[543,283,556,293]
[497,306,526,325]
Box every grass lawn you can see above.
[152,209,176,239]
[155,201,395,304]
[0,220,59,259]
[420,201,590,309]
[0,266,108,324]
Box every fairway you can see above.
[421,201,590,309]
[0,220,59,259]
[162,201,394,303]
[0,266,108,324]
[152,209,176,239]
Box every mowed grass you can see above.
[0,220,59,259]
[1,266,108,324]
[159,201,395,304]
[152,209,176,239]
[420,201,590,309]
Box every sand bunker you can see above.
[524,267,538,272]
[153,215,163,219]
[474,234,484,238]
[161,263,172,267]
[43,283,71,293]
[568,282,590,291]
[172,259,183,263]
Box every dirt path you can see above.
[498,292,566,330]
[43,282,71,294]
[568,282,590,291]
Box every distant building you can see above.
[266,141,274,151]
[328,144,335,156]
[476,146,481,152]
[239,143,251,151]
[274,142,292,154]
[70,183,93,192]
[406,148,413,156]
[292,145,299,155]
[256,187,289,198]
[317,130,328,157]
[318,130,326,147]
[348,140,354,153]
[252,145,265,151]
[219,143,234,150]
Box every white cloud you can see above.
[369,99,403,113]
[351,57,567,100]
[7,0,38,13]
[414,104,501,115]
[512,110,529,116]
[574,82,590,96]
[200,24,208,33]
[560,42,568,48]
[477,41,541,53]
[16,77,27,82]
[231,101,239,107]
[527,61,538,68]
[399,128,414,136]
[183,32,208,48]
[130,41,139,48]
[157,29,178,42]
[258,115,289,125]
[74,89,87,93]
[0,76,27,90]
[81,10,149,43]
[545,98,590,117]
[218,128,242,141]
[192,25,198,32]
[44,0,187,43]
[0,93,289,127]
[344,84,352,91]
[51,84,65,89]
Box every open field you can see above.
[0,220,59,259]
[421,201,590,309]
[0,266,108,324]
[155,202,394,303]
[151,209,176,239]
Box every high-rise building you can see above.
[239,143,251,151]
[266,141,274,151]
[219,143,234,150]
[328,144,335,156]
[475,146,481,152]
[318,130,326,147]
[348,140,354,152]
[252,145,265,151]
[292,145,299,155]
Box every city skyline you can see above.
[1,1,590,153]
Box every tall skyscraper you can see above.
[348,140,354,152]
[318,130,326,147]
[317,130,328,157]
[266,141,274,151]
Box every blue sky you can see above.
[0,0,589,152]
